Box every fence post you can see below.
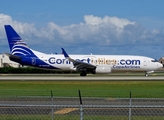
[129,91,132,120]
[51,90,54,120]
[78,90,83,120]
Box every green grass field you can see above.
[1,115,164,120]
[0,80,164,98]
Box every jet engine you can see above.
[95,65,111,74]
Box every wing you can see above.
[61,48,96,71]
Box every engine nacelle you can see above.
[70,66,77,71]
[95,65,111,74]
[146,70,154,74]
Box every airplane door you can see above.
[32,58,36,65]
[144,58,147,66]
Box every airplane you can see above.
[4,25,163,76]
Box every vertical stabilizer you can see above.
[4,25,34,56]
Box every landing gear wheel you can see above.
[80,72,87,76]
[145,73,148,77]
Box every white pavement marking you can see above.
[0,75,164,81]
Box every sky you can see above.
[0,0,164,59]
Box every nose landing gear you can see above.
[145,71,154,77]
[145,73,148,77]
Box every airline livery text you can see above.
[48,57,141,68]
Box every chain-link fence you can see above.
[0,96,164,120]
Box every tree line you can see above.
[0,67,76,74]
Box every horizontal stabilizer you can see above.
[4,53,22,63]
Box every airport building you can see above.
[158,57,164,65]
[0,54,20,68]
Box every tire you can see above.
[80,72,87,76]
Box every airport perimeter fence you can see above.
[0,91,164,120]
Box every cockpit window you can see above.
[151,59,158,62]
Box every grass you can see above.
[0,80,164,98]
[1,115,164,120]
[0,115,51,120]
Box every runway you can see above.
[0,74,164,80]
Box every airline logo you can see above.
[11,40,33,56]
[113,59,140,69]
[49,57,71,64]
[48,57,141,68]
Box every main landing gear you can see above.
[80,71,87,76]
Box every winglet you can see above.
[61,48,74,62]
[61,48,69,58]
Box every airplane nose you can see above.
[158,63,163,68]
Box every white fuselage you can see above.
[33,50,162,72]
